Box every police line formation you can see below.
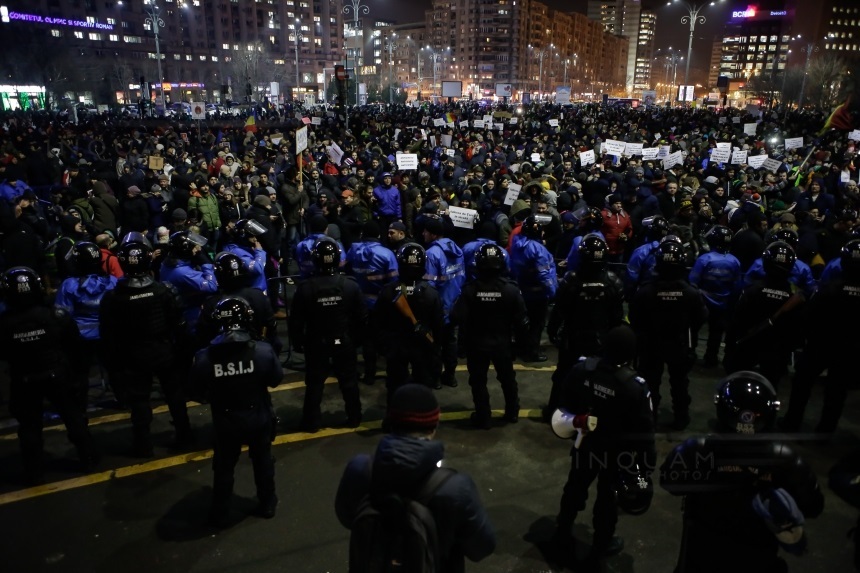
[1,99,859,572]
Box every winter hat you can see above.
[127,186,142,197]
[362,219,381,239]
[309,215,329,233]
[265,186,277,196]
[253,194,271,208]
[424,216,445,236]
[389,221,407,233]
[172,208,188,221]
[385,384,441,433]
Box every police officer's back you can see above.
[191,297,283,525]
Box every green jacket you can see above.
[188,191,221,230]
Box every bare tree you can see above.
[225,41,290,103]
[806,54,845,110]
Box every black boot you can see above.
[255,494,279,519]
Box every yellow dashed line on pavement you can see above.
[0,408,544,507]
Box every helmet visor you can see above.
[243,219,267,236]
[187,232,209,248]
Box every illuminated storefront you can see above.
[0,85,46,111]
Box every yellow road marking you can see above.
[0,408,545,507]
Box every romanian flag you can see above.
[445,112,456,123]
[818,95,855,135]
[244,108,258,133]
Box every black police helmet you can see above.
[655,240,686,275]
[70,241,103,276]
[212,296,255,332]
[521,214,551,239]
[2,266,44,307]
[169,231,198,259]
[475,242,506,274]
[642,215,670,241]
[761,241,796,279]
[213,251,249,287]
[616,464,654,516]
[235,218,267,238]
[311,238,340,275]
[117,241,153,277]
[841,238,860,278]
[573,206,603,232]
[768,228,799,250]
[714,370,779,434]
[397,243,427,281]
[705,225,732,253]
[578,234,608,269]
[120,231,153,250]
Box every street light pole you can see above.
[143,0,167,116]
[343,0,369,107]
[388,32,396,105]
[798,41,819,110]
[293,18,304,102]
[672,1,722,88]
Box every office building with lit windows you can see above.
[587,0,656,94]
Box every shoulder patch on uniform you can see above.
[577,356,587,363]
[634,376,646,385]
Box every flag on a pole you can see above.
[244,108,258,133]
[818,96,856,135]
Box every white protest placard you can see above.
[849,129,860,141]
[548,119,559,127]
[421,116,429,125]
[747,154,768,169]
[642,147,659,160]
[483,115,492,124]
[440,134,452,147]
[311,116,322,125]
[732,117,741,124]
[719,116,727,124]
[448,206,477,229]
[473,120,485,129]
[842,170,851,183]
[602,139,626,156]
[743,123,757,136]
[325,142,344,166]
[731,149,748,165]
[784,137,804,150]
[396,153,419,170]
[445,149,455,157]
[420,129,427,140]
[504,183,522,206]
[190,101,206,120]
[763,158,783,173]
[662,151,683,169]
[271,136,282,146]
[658,145,671,158]
[716,142,731,151]
[485,121,494,131]
[295,126,308,154]
[530,152,541,162]
[430,135,437,147]
[509,117,518,125]
[459,121,469,129]
[654,133,662,141]
[710,149,731,164]
[446,121,455,128]
[625,142,643,156]
[580,149,596,166]
[433,118,445,127]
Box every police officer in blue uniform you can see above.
[688,225,742,367]
[462,224,510,281]
[0,266,99,483]
[452,243,528,429]
[160,230,219,333]
[289,239,366,432]
[191,297,283,526]
[742,228,817,297]
[222,218,269,292]
[294,215,346,279]
[624,215,670,298]
[99,233,192,456]
[564,206,606,274]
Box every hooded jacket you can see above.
[424,237,465,320]
[54,274,118,340]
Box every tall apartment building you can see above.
[586,0,654,94]
[794,0,860,63]
[634,10,656,92]
[0,0,345,106]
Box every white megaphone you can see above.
[551,408,598,449]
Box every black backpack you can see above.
[348,467,456,573]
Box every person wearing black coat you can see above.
[120,186,150,233]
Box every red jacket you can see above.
[100,248,123,279]
[601,208,632,255]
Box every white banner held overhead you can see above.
[440,134,452,147]
[325,142,344,166]
[602,139,626,156]
[642,147,659,160]
[473,120,485,129]
[716,142,732,151]
[625,142,644,156]
[548,119,559,127]
[459,121,469,129]
[295,126,308,154]
[731,149,748,165]
[190,102,206,120]
[504,183,522,206]
[311,116,322,125]
[763,158,783,172]
[743,123,757,136]
[849,129,860,141]
[710,149,730,164]
[396,153,419,170]
[448,206,477,229]
[433,118,445,126]
[662,151,683,169]
[747,154,768,169]
[784,137,804,150]
[579,149,596,166]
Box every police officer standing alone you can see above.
[99,233,192,456]
[553,325,655,571]
[0,266,99,483]
[190,297,283,526]
[289,239,366,432]
[629,241,707,430]
[452,243,529,429]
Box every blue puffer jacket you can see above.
[346,239,399,308]
[820,257,842,284]
[742,257,817,297]
[294,233,346,279]
[688,251,742,310]
[334,434,497,573]
[565,230,606,272]
[223,243,269,291]
[510,234,557,302]
[424,237,465,320]
[462,238,510,281]
[159,259,219,327]
[54,274,118,340]
[625,240,660,296]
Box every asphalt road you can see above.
[0,338,858,573]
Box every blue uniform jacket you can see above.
[820,257,842,284]
[54,274,118,340]
[625,240,660,296]
[510,234,557,301]
[223,243,269,291]
[372,183,402,218]
[424,237,465,320]
[294,233,346,279]
[159,259,219,327]
[462,238,510,281]
[346,239,399,308]
[565,230,606,272]
[688,251,742,310]
[742,257,817,297]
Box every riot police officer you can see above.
[190,297,283,526]
[553,325,655,571]
[660,371,824,573]
[563,206,606,273]
[724,241,805,388]
[54,240,118,413]
[624,214,670,298]
[781,239,860,433]
[510,214,558,362]
[99,233,192,456]
[688,225,742,367]
[0,266,98,482]
[288,238,366,432]
[159,230,219,329]
[222,218,269,292]
[742,228,817,297]
[372,244,444,401]
[629,241,707,430]
[546,235,625,418]
[451,242,528,429]
[294,214,346,279]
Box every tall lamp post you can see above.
[798,41,819,110]
[143,0,167,116]
[343,0,369,106]
[292,18,305,101]
[387,32,396,104]
[529,44,554,101]
[671,0,723,88]
[423,47,449,100]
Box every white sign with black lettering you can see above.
[580,149,595,166]
[642,147,658,160]
[448,206,477,229]
[531,152,541,162]
[473,120,485,129]
[396,153,419,170]
[662,151,683,169]
[602,139,626,156]
[548,119,559,127]
[710,149,730,164]
[747,154,767,169]
[743,123,757,136]
[784,137,804,150]
[440,134,452,147]
[311,116,322,125]
[658,145,671,158]
[731,149,748,165]
[763,158,783,172]
[504,183,522,206]
[849,129,860,141]
[625,142,643,156]
[295,126,308,154]
[716,142,731,151]
[433,118,445,126]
